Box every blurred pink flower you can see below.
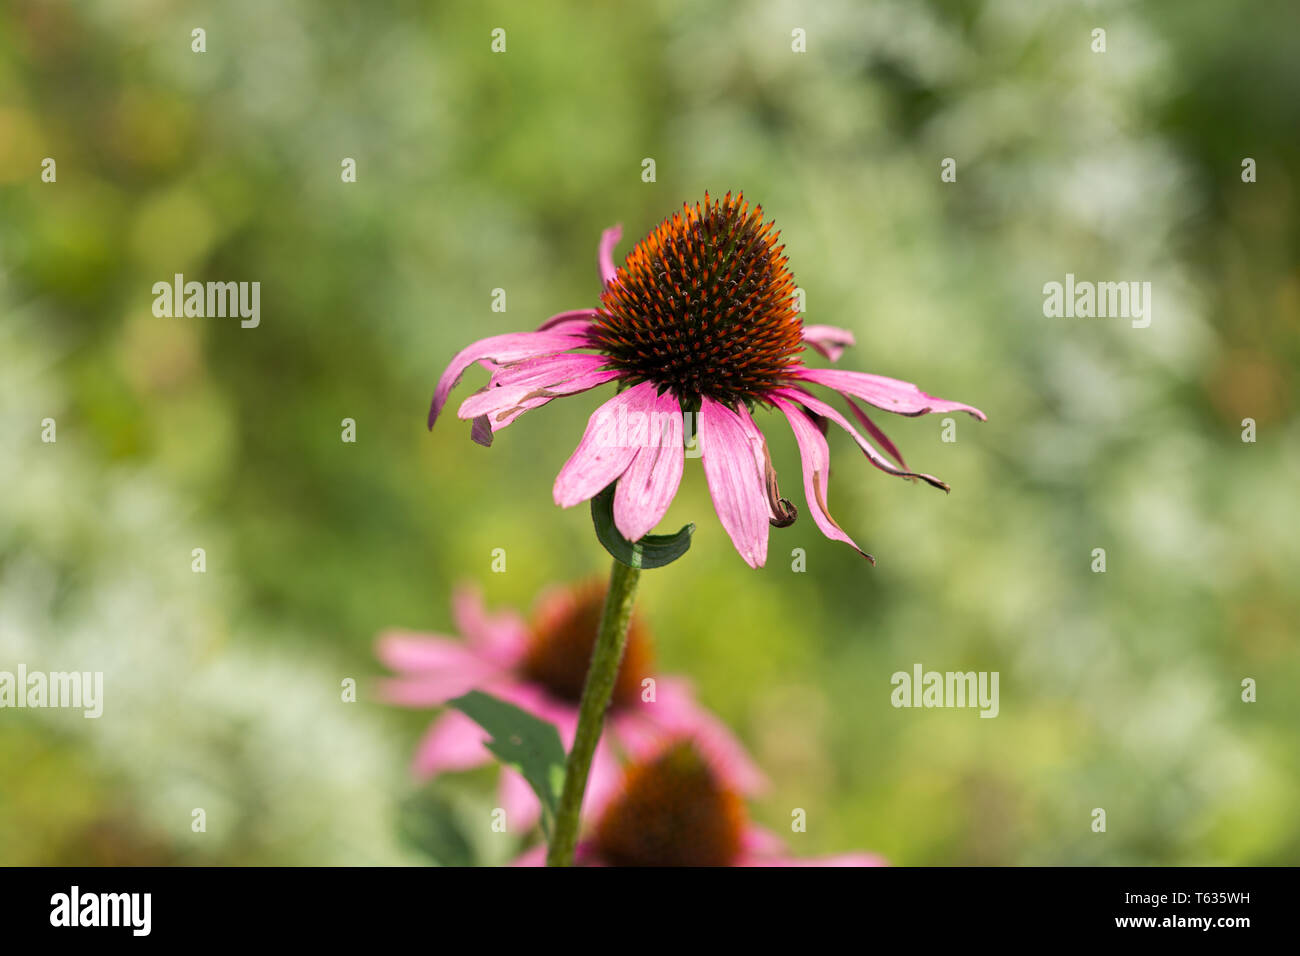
[429,191,985,567]
[375,581,763,831]
[511,738,886,867]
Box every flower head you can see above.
[430,192,986,567]
[375,582,762,829]
[512,737,886,867]
[591,194,803,407]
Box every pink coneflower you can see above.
[512,738,885,867]
[429,192,985,567]
[375,582,762,830]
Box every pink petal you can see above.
[801,324,856,362]
[509,842,550,867]
[598,224,623,287]
[771,387,951,492]
[581,739,627,823]
[374,671,500,708]
[493,683,581,743]
[374,631,497,675]
[450,586,529,667]
[794,366,987,420]
[698,397,770,568]
[612,390,685,541]
[498,767,542,833]
[428,329,592,430]
[457,353,620,440]
[741,826,789,855]
[770,395,874,563]
[510,841,602,866]
[553,382,658,509]
[411,710,493,779]
[488,352,612,391]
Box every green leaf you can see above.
[448,690,567,839]
[590,484,695,569]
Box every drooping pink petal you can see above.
[412,710,494,779]
[553,381,658,509]
[750,418,797,527]
[842,394,907,469]
[457,353,620,440]
[598,224,623,286]
[450,586,529,667]
[770,395,874,563]
[612,389,685,541]
[488,352,612,391]
[428,329,591,429]
[802,324,856,362]
[794,366,987,420]
[771,387,951,492]
[535,309,599,333]
[698,398,771,568]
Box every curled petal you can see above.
[553,382,658,508]
[469,415,493,445]
[612,390,685,541]
[698,398,770,568]
[802,324,856,362]
[755,426,797,527]
[771,395,874,563]
[428,330,591,430]
[794,366,987,420]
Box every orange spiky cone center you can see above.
[591,192,804,407]
[517,580,652,708]
[593,741,747,867]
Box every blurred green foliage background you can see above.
[1,0,1297,865]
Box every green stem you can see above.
[546,558,641,866]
